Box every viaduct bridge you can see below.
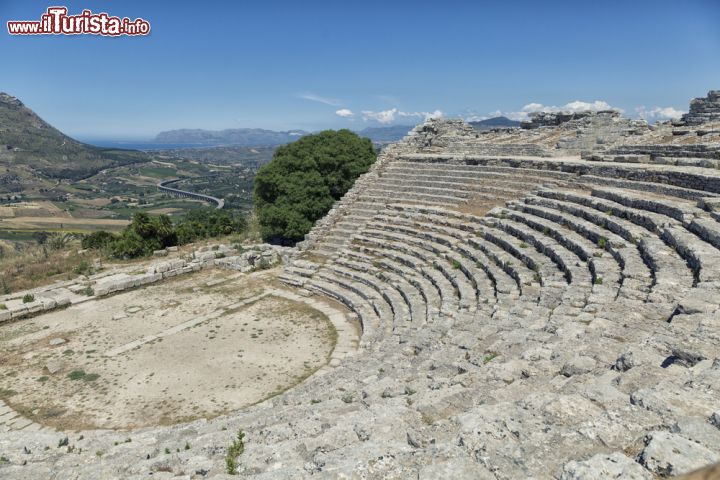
[157,178,225,209]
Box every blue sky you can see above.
[1,0,719,139]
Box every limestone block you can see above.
[560,453,652,480]
[10,307,28,319]
[639,431,718,476]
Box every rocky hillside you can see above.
[0,93,147,182]
[469,116,521,130]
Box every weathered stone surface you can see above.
[613,351,635,372]
[639,431,719,476]
[561,355,596,377]
[560,452,653,480]
[419,456,495,479]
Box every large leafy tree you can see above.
[254,130,376,244]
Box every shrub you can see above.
[91,209,247,260]
[73,260,93,276]
[47,233,74,251]
[228,430,245,458]
[0,303,6,310]
[225,457,238,475]
[483,352,499,364]
[594,277,604,285]
[81,231,116,250]
[22,294,35,303]
[67,370,86,380]
[254,130,376,244]
[108,212,178,259]
[225,430,245,475]
[451,259,461,269]
[175,209,246,245]
[597,237,607,249]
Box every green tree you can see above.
[175,209,247,244]
[82,231,116,250]
[106,212,177,259]
[254,130,376,244]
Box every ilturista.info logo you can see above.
[7,6,151,36]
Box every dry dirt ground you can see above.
[0,269,338,430]
[0,200,128,231]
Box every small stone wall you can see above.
[0,243,294,324]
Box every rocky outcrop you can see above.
[681,90,720,126]
[521,109,621,129]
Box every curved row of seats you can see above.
[283,155,720,355]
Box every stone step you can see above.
[530,191,694,303]
[360,227,471,311]
[500,205,623,294]
[344,248,438,322]
[350,239,446,316]
[324,262,412,329]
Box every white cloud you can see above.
[423,110,444,120]
[485,100,623,122]
[335,108,354,118]
[521,103,545,113]
[398,110,444,120]
[360,108,443,124]
[297,92,342,107]
[521,100,617,115]
[362,108,397,124]
[562,100,615,113]
[635,106,685,121]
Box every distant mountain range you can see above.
[154,125,416,146]
[469,116,521,130]
[0,92,147,182]
[154,119,519,147]
[154,128,309,146]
